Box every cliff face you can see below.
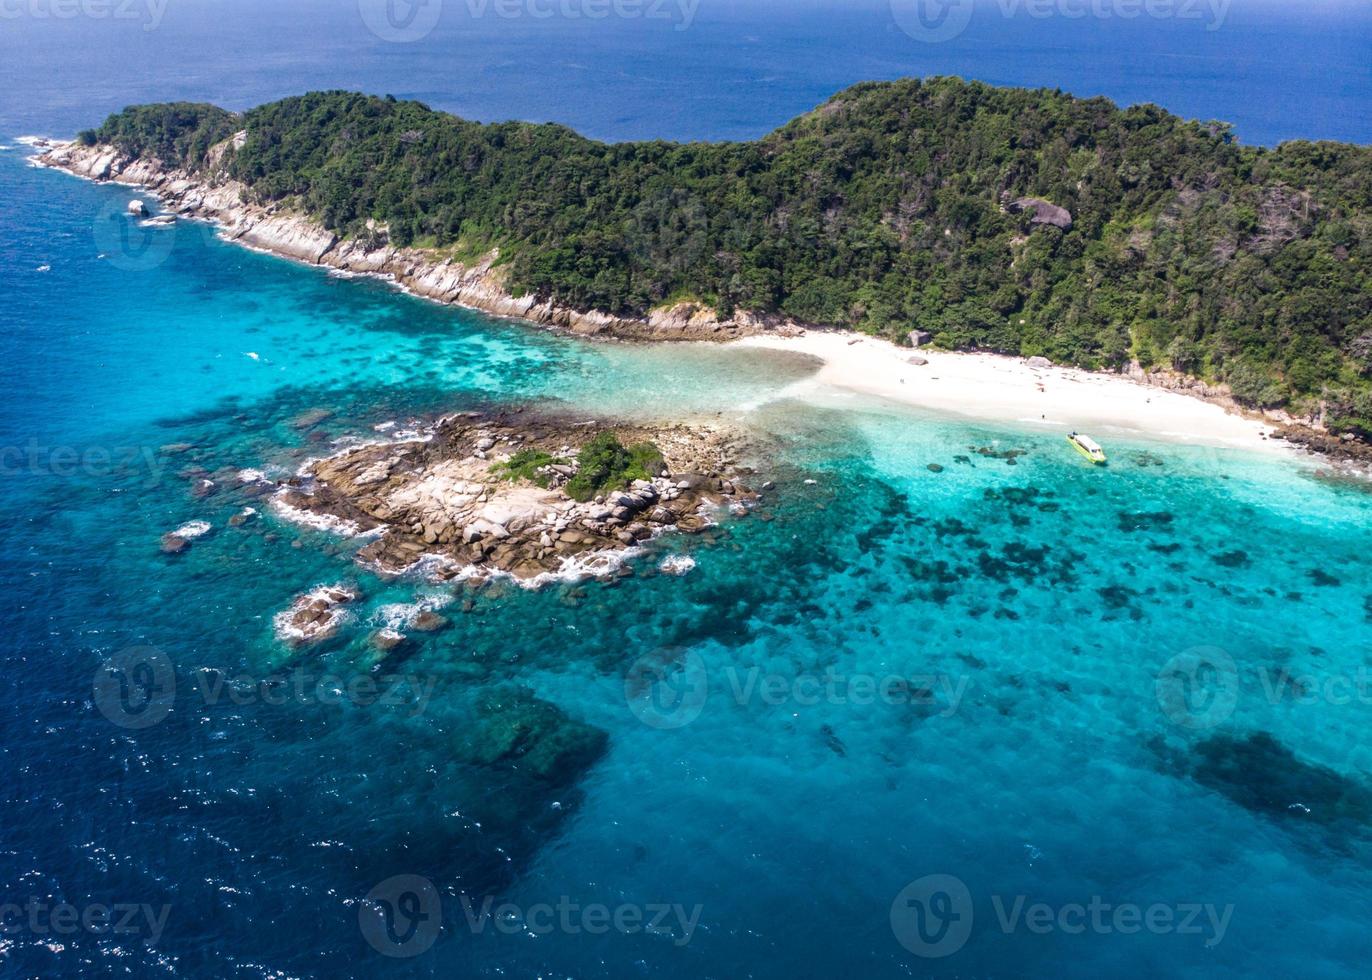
[37,139,805,343]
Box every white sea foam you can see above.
[173,520,212,539]
[508,546,642,590]
[271,583,357,643]
[372,593,454,630]
[659,554,696,576]
[269,492,368,536]
[35,265,50,273]
[244,351,260,361]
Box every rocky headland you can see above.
[270,409,759,585]
[33,138,807,343]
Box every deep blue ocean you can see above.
[2,2,1372,977]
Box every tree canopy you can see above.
[85,78,1372,432]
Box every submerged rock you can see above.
[460,687,609,784]
[290,407,334,431]
[369,628,408,652]
[159,532,190,555]
[410,610,449,633]
[1188,731,1372,839]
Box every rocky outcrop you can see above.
[269,410,758,582]
[1006,197,1073,230]
[159,532,190,555]
[35,140,810,343]
[1276,423,1372,472]
[1121,362,1279,421]
[272,583,360,646]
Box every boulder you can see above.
[1026,356,1053,369]
[907,355,929,366]
[273,584,359,646]
[290,407,334,430]
[127,199,148,217]
[411,610,449,633]
[370,628,408,652]
[1006,197,1073,230]
[907,330,933,348]
[159,533,190,555]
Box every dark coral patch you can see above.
[1190,732,1372,840]
[1117,511,1175,533]
[1212,550,1252,568]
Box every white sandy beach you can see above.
[736,331,1289,454]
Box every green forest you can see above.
[82,78,1372,433]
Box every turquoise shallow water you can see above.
[3,140,1372,979]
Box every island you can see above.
[34,77,1372,453]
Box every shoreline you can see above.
[735,331,1292,456]
[29,137,805,343]
[26,137,1358,468]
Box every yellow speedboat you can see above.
[1067,432,1107,464]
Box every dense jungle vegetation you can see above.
[83,77,1372,431]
